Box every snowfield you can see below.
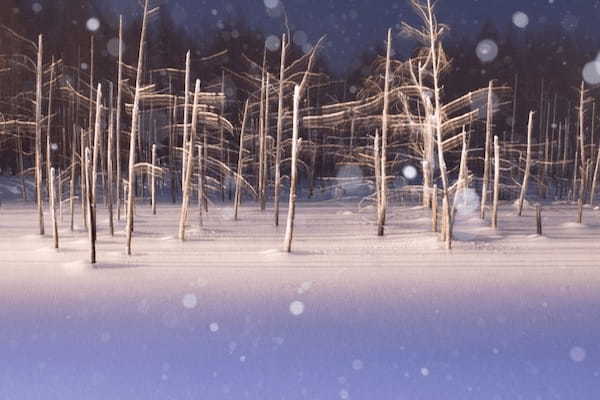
[1,197,600,399]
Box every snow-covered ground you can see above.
[1,193,600,399]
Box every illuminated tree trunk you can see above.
[492,136,500,229]
[234,100,249,221]
[377,29,391,237]
[517,111,534,216]
[178,79,201,241]
[126,0,149,255]
[35,35,44,235]
[283,86,301,253]
[274,34,286,226]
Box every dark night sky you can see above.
[20,0,600,73]
[114,0,600,71]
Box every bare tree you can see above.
[517,111,534,216]
[283,85,301,252]
[126,0,150,255]
[35,35,44,235]
[178,79,201,241]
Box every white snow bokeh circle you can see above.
[209,322,220,332]
[289,300,305,316]
[86,17,100,32]
[476,39,498,63]
[582,61,600,85]
[265,35,281,52]
[182,293,198,309]
[264,0,279,9]
[570,346,586,362]
[402,165,418,180]
[512,11,529,29]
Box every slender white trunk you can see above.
[181,51,191,186]
[377,28,392,236]
[50,167,59,249]
[283,85,301,252]
[274,34,286,226]
[492,136,500,229]
[178,79,201,240]
[151,143,157,215]
[35,35,44,235]
[517,111,534,216]
[481,81,493,219]
[234,100,250,221]
[116,15,124,221]
[85,148,96,264]
[126,0,149,255]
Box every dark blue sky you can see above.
[144,0,600,72]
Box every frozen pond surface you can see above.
[1,201,600,399]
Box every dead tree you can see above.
[274,34,286,226]
[126,0,150,255]
[151,143,157,215]
[234,100,250,221]
[481,81,494,220]
[178,79,201,241]
[116,15,124,221]
[85,148,96,264]
[283,85,301,252]
[107,85,115,236]
[35,34,44,235]
[50,167,59,249]
[517,111,534,216]
[377,29,392,237]
[492,135,500,229]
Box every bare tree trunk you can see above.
[91,83,102,213]
[590,139,600,206]
[197,144,204,227]
[481,81,493,220]
[178,79,201,241]
[151,143,157,215]
[432,184,438,232]
[116,15,124,221]
[181,51,191,187]
[283,85,301,253]
[261,74,270,211]
[377,29,392,236]
[50,167,59,249]
[374,129,382,234]
[274,34,286,226]
[45,57,55,202]
[234,100,249,221]
[17,127,27,201]
[107,85,115,236]
[126,0,149,255]
[35,35,44,235]
[536,205,542,235]
[85,148,96,264]
[517,111,534,216]
[492,136,500,229]
[70,125,76,231]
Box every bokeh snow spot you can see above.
[402,165,418,180]
[476,39,498,63]
[289,300,305,316]
[570,346,586,362]
[582,61,600,85]
[265,35,281,52]
[512,12,529,29]
[209,322,220,332]
[182,293,197,309]
[420,367,430,376]
[86,18,100,32]
[352,359,364,370]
